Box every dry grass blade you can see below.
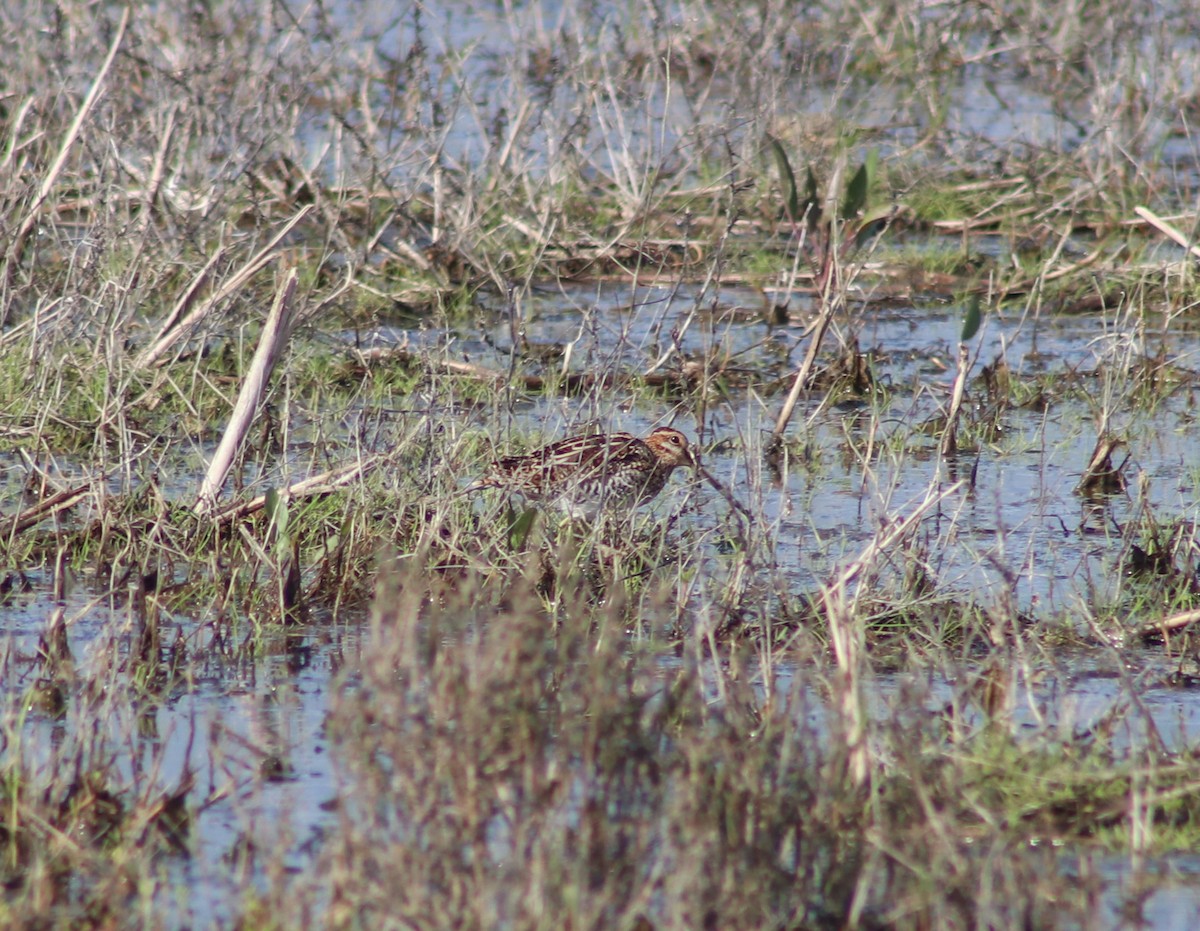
[136,205,313,370]
[833,479,965,591]
[2,7,130,288]
[770,310,827,443]
[139,246,227,361]
[823,581,868,787]
[821,478,966,788]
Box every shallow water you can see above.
[8,276,1200,926]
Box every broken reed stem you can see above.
[1134,206,1200,260]
[194,269,299,515]
[209,456,382,527]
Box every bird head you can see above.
[645,427,695,469]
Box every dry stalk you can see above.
[136,205,313,370]
[1134,206,1200,260]
[771,301,832,442]
[771,195,867,443]
[940,343,971,457]
[823,579,868,788]
[139,243,227,359]
[194,269,299,515]
[209,456,383,527]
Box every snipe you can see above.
[478,427,694,520]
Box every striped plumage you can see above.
[481,427,694,519]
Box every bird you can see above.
[477,427,694,520]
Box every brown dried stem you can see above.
[194,269,299,515]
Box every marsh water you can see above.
[7,277,1200,926]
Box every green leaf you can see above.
[961,296,983,342]
[854,203,895,246]
[265,487,290,557]
[841,161,869,221]
[803,166,821,228]
[766,134,799,224]
[264,488,282,531]
[507,507,538,549]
